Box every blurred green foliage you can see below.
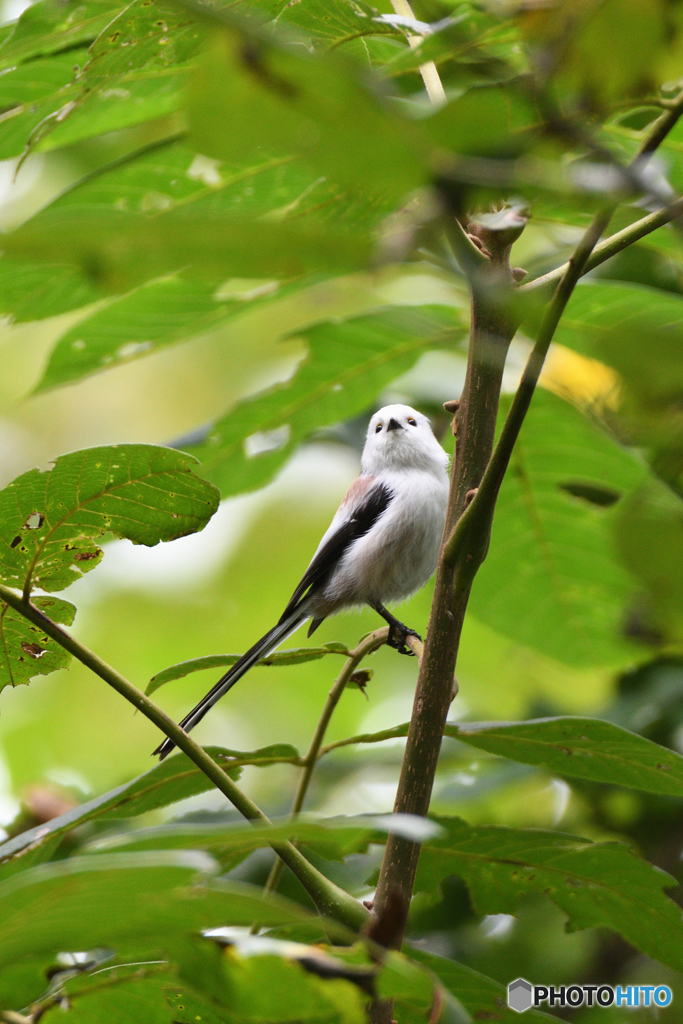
[1,0,683,1020]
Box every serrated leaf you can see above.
[0,854,316,971]
[191,305,465,496]
[329,715,683,796]
[0,444,219,594]
[469,389,648,666]
[416,818,683,973]
[447,717,683,796]
[0,747,243,881]
[0,595,75,693]
[147,643,349,695]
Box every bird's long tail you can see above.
[153,610,308,760]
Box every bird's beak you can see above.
[386,418,402,432]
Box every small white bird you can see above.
[154,404,450,759]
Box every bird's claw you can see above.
[387,624,422,656]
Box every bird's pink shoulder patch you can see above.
[340,475,375,508]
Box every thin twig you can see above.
[0,584,368,932]
[519,196,683,297]
[262,622,417,905]
[520,86,683,296]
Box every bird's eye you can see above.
[407,417,417,426]
[375,423,382,433]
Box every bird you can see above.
[154,403,450,759]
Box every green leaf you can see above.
[468,389,648,666]
[4,135,389,316]
[147,643,350,695]
[5,184,374,295]
[407,948,554,1024]
[84,0,203,79]
[0,595,75,693]
[424,81,540,158]
[447,717,683,796]
[0,258,104,322]
[231,0,401,52]
[191,305,465,496]
[552,281,683,386]
[40,969,183,1024]
[177,938,368,1023]
[0,0,125,69]
[415,818,683,973]
[80,819,377,870]
[35,274,306,392]
[614,481,683,638]
[35,65,189,154]
[0,49,86,159]
[0,853,315,971]
[0,444,219,594]
[0,747,242,880]
[188,14,428,206]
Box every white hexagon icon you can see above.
[508,978,533,1013]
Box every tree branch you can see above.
[260,627,391,900]
[370,212,525,966]
[519,196,683,298]
[0,583,368,932]
[369,88,683,980]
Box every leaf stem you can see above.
[260,627,393,900]
[390,0,446,107]
[0,584,368,932]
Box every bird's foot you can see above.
[387,623,422,656]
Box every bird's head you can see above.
[361,404,449,475]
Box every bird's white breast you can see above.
[318,467,449,610]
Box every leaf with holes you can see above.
[416,818,683,973]
[0,595,75,693]
[0,445,219,595]
[191,304,466,496]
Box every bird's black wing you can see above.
[278,481,394,624]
